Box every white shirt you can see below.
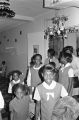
[34,81,68,101]
[61,63,74,77]
[0,91,4,109]
[8,79,21,93]
[71,55,79,77]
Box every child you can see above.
[9,83,30,120]
[33,64,68,120]
[39,62,56,82]
[24,54,36,84]
[1,60,7,77]
[44,48,60,69]
[58,52,74,95]
[62,46,79,78]
[0,91,4,120]
[27,54,43,96]
[8,70,24,94]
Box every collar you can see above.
[64,63,71,68]
[33,64,43,70]
[61,63,71,72]
[13,79,20,84]
[43,80,56,89]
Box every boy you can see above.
[33,64,68,120]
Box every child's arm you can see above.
[67,68,74,95]
[27,68,32,94]
[9,102,14,120]
[33,87,41,120]
[35,101,40,120]
[0,91,4,111]
[8,81,14,94]
[68,77,73,95]
[10,111,14,120]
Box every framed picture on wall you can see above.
[43,0,61,8]
[33,45,39,54]
[43,0,73,9]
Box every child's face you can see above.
[35,56,41,66]
[15,88,24,99]
[60,57,66,65]
[13,73,19,81]
[43,70,54,85]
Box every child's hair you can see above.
[62,46,73,54]
[34,54,42,60]
[48,48,55,56]
[59,52,72,63]
[76,48,79,56]
[49,62,56,68]
[30,54,36,67]
[12,83,29,95]
[43,64,57,74]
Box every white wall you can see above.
[28,32,45,65]
[64,33,77,50]
[0,24,28,76]
[0,7,79,77]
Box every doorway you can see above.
[49,35,64,58]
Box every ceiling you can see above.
[1,0,79,32]
[0,0,50,32]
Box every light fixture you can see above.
[44,15,68,39]
[0,0,15,18]
[43,0,79,39]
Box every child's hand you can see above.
[29,112,34,119]
[26,117,31,120]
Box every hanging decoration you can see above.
[44,15,79,39]
[44,15,68,39]
[0,0,15,18]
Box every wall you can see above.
[0,24,28,76]
[64,33,77,50]
[0,7,79,77]
[27,7,79,63]
[28,32,45,65]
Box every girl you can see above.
[27,54,43,96]
[44,48,60,69]
[27,54,43,119]
[9,83,30,120]
[33,64,68,120]
[58,52,74,95]
[8,70,24,94]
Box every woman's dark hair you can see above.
[43,64,57,74]
[12,83,29,95]
[62,46,73,54]
[59,51,72,63]
[30,54,36,67]
[48,48,55,56]
[34,54,42,60]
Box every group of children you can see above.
[1,46,79,120]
